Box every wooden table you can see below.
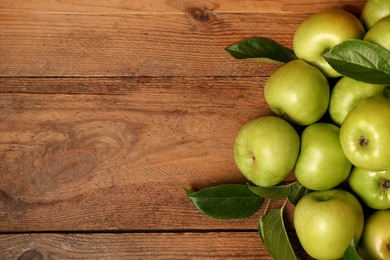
[0,1,365,259]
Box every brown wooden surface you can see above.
[0,0,365,258]
[0,232,311,259]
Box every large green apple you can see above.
[293,9,365,78]
[359,210,390,260]
[329,76,385,125]
[264,59,329,125]
[364,15,390,50]
[294,189,364,260]
[349,167,390,210]
[360,0,390,30]
[233,116,300,187]
[295,123,351,190]
[340,95,390,171]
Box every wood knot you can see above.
[187,6,210,21]
[183,1,219,22]
[19,249,44,260]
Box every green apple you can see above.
[364,15,390,50]
[359,210,390,260]
[295,123,351,190]
[294,189,364,260]
[264,59,329,125]
[233,116,300,187]
[349,167,390,210]
[293,9,365,78]
[329,76,385,125]
[340,95,390,171]
[360,0,390,30]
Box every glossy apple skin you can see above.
[364,16,390,51]
[295,123,351,190]
[233,116,300,187]
[340,95,390,171]
[294,189,364,260]
[349,167,390,210]
[360,0,390,30]
[264,59,329,126]
[293,9,365,78]
[360,210,390,260]
[329,77,385,125]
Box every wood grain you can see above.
[0,0,364,77]
[0,76,268,97]
[0,77,298,231]
[0,0,365,14]
[0,12,296,77]
[0,77,291,231]
[0,0,367,258]
[0,232,311,259]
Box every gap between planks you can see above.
[0,228,259,235]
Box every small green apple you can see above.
[293,9,365,78]
[360,0,390,30]
[295,123,351,190]
[294,189,364,260]
[329,76,385,125]
[364,15,390,50]
[264,59,329,125]
[349,167,390,210]
[340,95,390,171]
[234,116,300,187]
[359,210,390,260]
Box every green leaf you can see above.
[324,39,390,84]
[344,239,363,260]
[225,37,297,64]
[258,204,298,260]
[186,184,263,220]
[248,181,310,205]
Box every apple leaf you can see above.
[186,184,263,220]
[225,37,297,64]
[324,39,390,84]
[248,181,310,205]
[344,239,363,260]
[258,204,298,260]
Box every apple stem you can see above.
[263,199,272,215]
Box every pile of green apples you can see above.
[233,0,390,259]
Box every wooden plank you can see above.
[0,77,302,231]
[0,0,365,14]
[0,12,296,77]
[0,0,365,77]
[0,232,311,259]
